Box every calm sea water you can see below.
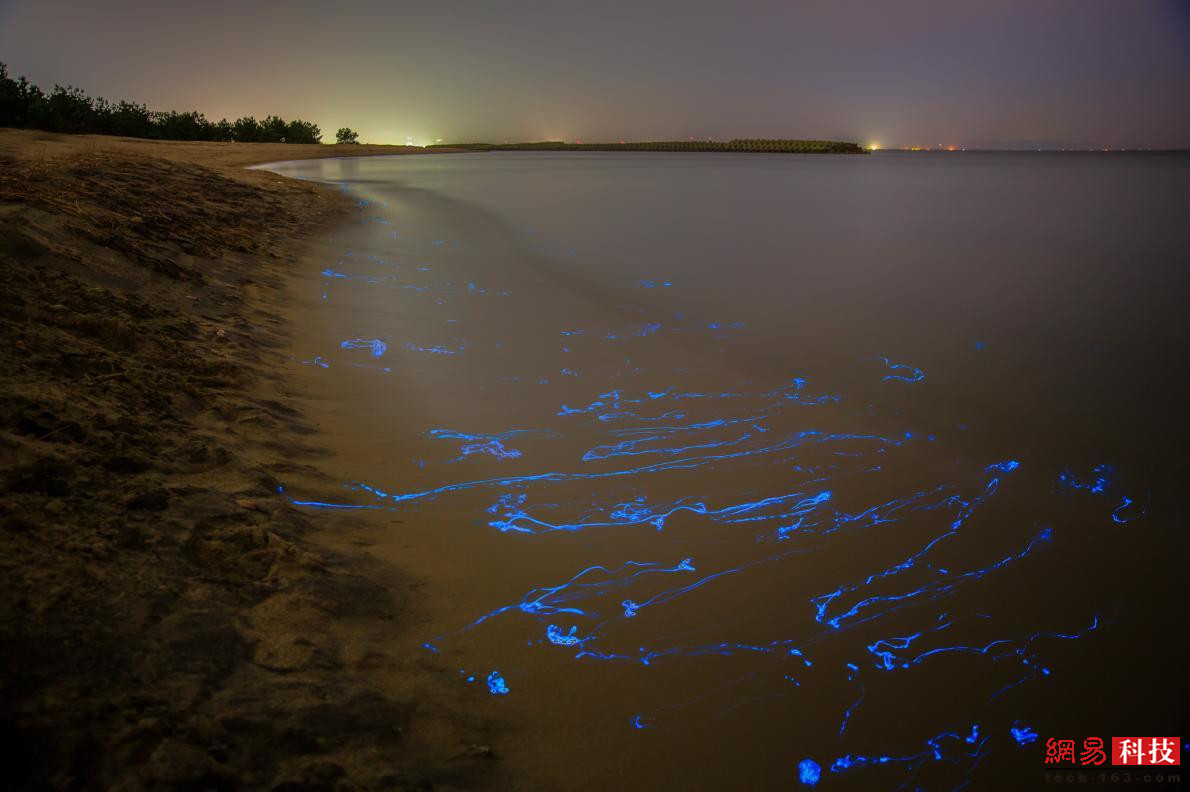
[261,152,1187,790]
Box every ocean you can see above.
[260,151,1187,790]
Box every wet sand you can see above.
[0,130,495,789]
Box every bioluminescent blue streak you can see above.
[340,337,388,357]
[301,355,331,369]
[350,428,902,505]
[1057,463,1115,495]
[866,614,1101,699]
[428,428,552,461]
[1112,495,1147,524]
[582,415,767,461]
[618,553,782,619]
[877,356,926,383]
[429,558,703,644]
[486,488,833,535]
[839,681,866,735]
[1054,463,1147,524]
[1011,724,1040,746]
[559,321,663,341]
[557,377,837,419]
[809,466,1022,627]
[288,498,389,510]
[812,526,1051,630]
[831,724,987,788]
[406,342,464,355]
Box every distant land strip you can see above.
[428,139,866,154]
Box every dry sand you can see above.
[0,130,494,790]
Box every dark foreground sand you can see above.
[0,130,494,790]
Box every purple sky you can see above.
[1,0,1187,147]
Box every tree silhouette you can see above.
[0,62,327,145]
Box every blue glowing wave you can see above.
[340,337,388,357]
[829,723,986,788]
[351,429,905,505]
[428,428,554,461]
[287,207,1155,788]
[877,356,925,383]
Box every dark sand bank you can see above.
[0,130,491,790]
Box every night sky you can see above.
[1,0,1187,148]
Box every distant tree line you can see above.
[429,139,865,154]
[0,63,322,143]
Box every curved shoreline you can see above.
[0,129,495,789]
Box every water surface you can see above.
[262,152,1187,790]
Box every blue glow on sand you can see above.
[288,498,387,511]
[340,337,388,357]
[546,624,584,647]
[830,723,987,786]
[1011,723,1039,745]
[428,428,548,461]
[877,356,925,382]
[1111,492,1148,524]
[486,671,510,695]
[1056,463,1114,494]
[798,758,821,786]
[813,526,1052,630]
[352,428,896,506]
[406,342,463,355]
[1054,464,1147,524]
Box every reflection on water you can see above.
[261,152,1186,790]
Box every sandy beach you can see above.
[3,132,1187,792]
[0,130,495,790]
[3,2,1185,787]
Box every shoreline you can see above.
[0,130,494,789]
[428,139,866,153]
